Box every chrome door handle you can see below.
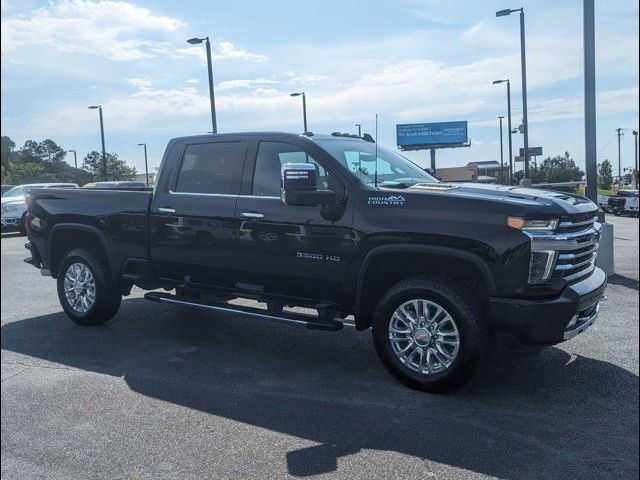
[158,207,176,214]
[240,212,264,219]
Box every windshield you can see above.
[3,186,29,197]
[316,139,437,188]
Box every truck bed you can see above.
[26,187,153,277]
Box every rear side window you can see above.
[175,142,245,194]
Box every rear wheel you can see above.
[372,276,489,393]
[57,248,121,325]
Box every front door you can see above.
[149,139,248,289]
[234,140,353,303]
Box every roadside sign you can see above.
[519,147,543,156]
[514,156,525,162]
[396,121,468,149]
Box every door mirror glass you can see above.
[281,163,335,206]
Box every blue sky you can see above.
[1,0,638,175]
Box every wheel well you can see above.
[50,228,108,278]
[356,251,491,330]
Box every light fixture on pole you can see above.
[87,105,107,181]
[137,143,149,186]
[187,37,217,134]
[290,92,307,133]
[496,7,530,184]
[492,79,514,185]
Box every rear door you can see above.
[234,140,354,303]
[149,138,248,289]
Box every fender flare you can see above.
[354,244,497,327]
[49,223,115,278]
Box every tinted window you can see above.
[252,142,343,198]
[176,142,245,194]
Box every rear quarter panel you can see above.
[27,188,152,277]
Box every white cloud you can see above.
[171,40,268,64]
[186,79,200,84]
[217,79,277,90]
[127,78,152,89]
[216,41,268,62]
[1,0,184,61]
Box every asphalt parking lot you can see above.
[1,215,638,480]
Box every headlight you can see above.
[1,204,20,213]
[508,216,559,284]
[507,216,558,232]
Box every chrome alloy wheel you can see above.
[63,262,96,313]
[388,299,460,375]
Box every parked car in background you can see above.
[2,185,16,196]
[83,181,148,189]
[605,189,639,216]
[2,183,78,235]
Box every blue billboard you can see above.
[396,121,468,148]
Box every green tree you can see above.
[1,136,16,173]
[597,160,613,190]
[514,152,584,192]
[3,162,57,184]
[82,151,137,181]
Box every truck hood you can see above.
[402,182,597,215]
[1,196,25,205]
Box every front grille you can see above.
[552,214,600,282]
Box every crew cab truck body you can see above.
[24,132,607,392]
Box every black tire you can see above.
[56,248,121,326]
[372,275,490,393]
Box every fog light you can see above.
[528,250,557,284]
[566,315,578,329]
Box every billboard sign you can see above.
[519,147,543,157]
[396,121,468,148]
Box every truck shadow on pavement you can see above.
[2,298,638,479]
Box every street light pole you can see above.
[498,116,505,185]
[67,150,78,185]
[137,143,149,186]
[355,124,362,136]
[88,105,107,181]
[290,92,307,133]
[633,130,638,189]
[496,7,530,184]
[493,79,514,184]
[187,37,217,134]
[615,128,623,183]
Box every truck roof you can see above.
[170,132,372,144]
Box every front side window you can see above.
[175,142,245,194]
[317,139,437,188]
[252,142,342,198]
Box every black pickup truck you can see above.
[24,132,607,392]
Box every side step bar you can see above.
[144,291,343,331]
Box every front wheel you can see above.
[57,248,122,325]
[372,276,489,393]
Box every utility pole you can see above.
[615,127,623,183]
[355,124,362,136]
